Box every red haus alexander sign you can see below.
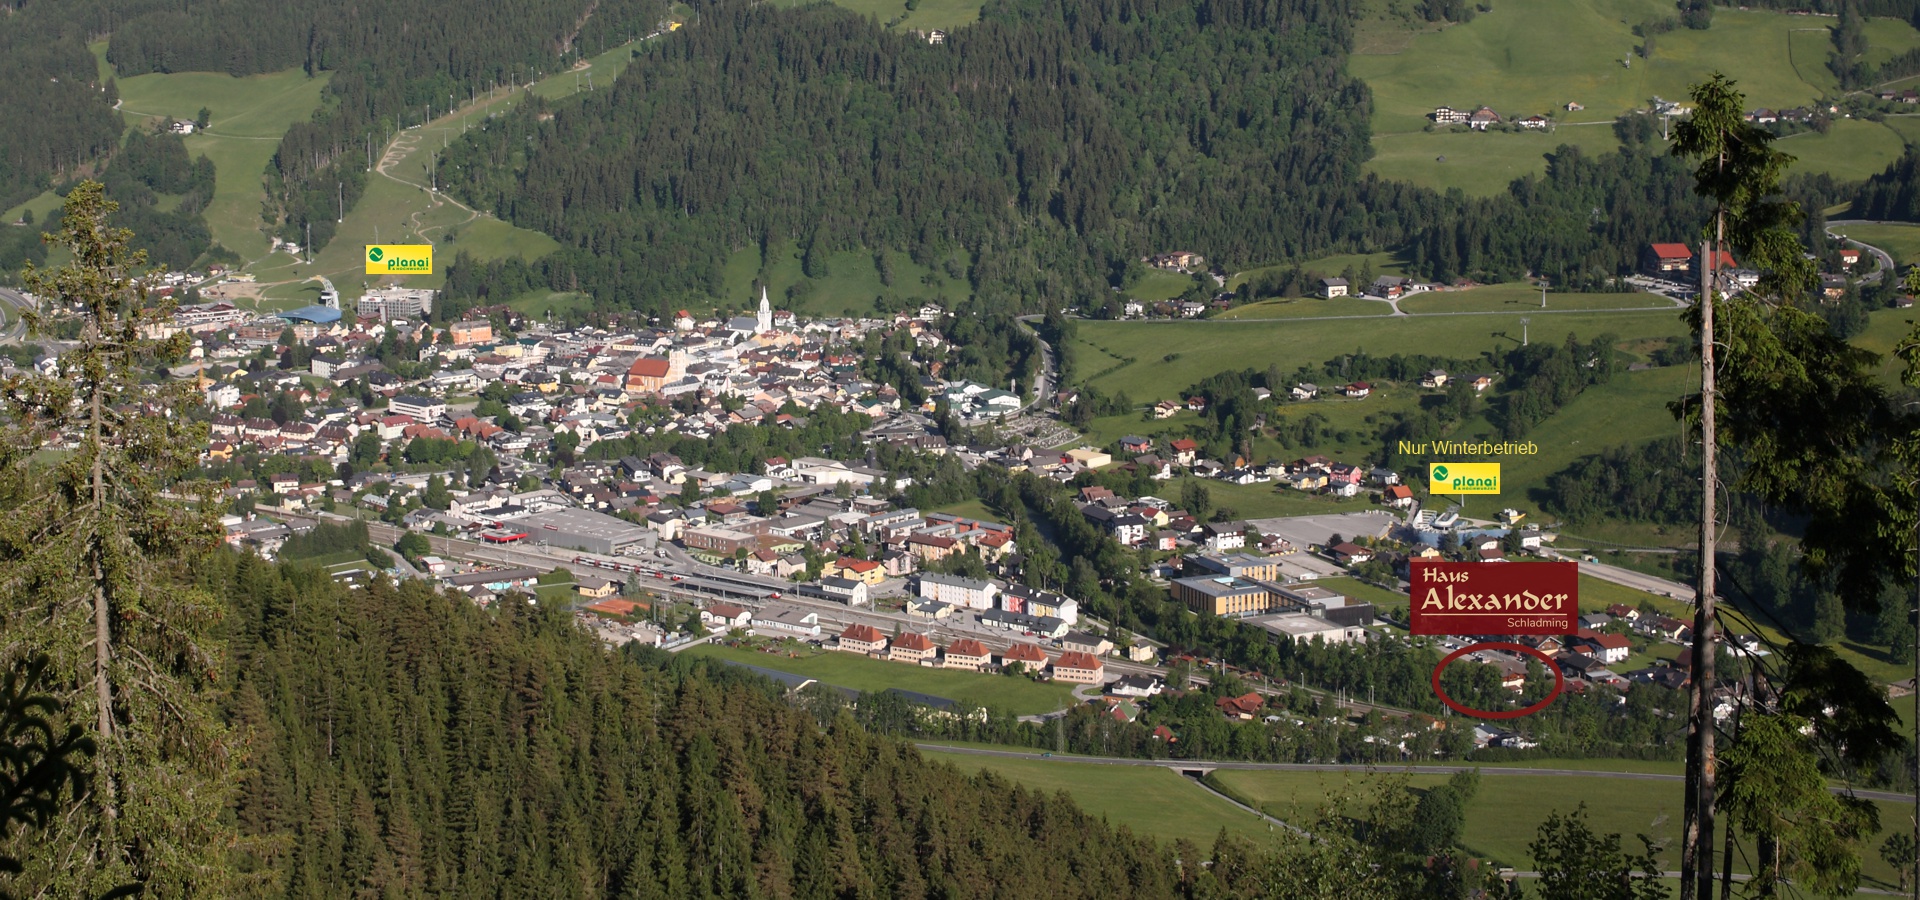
[1408,561,1578,636]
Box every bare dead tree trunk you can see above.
[1681,233,1721,900]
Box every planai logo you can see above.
[364,244,432,275]
[1428,461,1500,495]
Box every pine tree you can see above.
[0,181,238,895]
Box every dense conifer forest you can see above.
[210,551,1224,897]
[441,0,1428,317]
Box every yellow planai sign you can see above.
[1429,462,1501,495]
[365,244,433,275]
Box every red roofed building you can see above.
[1215,691,1265,720]
[838,623,888,655]
[1644,243,1693,275]
[942,639,992,671]
[1052,650,1105,684]
[1570,629,1631,665]
[1000,642,1050,670]
[906,533,960,561]
[889,631,938,664]
[1382,484,1415,508]
[826,556,886,585]
[626,356,672,394]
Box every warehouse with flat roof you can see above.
[512,507,655,556]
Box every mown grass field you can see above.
[1365,124,1623,197]
[1397,284,1675,314]
[1351,0,1920,193]
[1227,251,1414,293]
[718,242,971,317]
[2,191,65,226]
[1210,769,1914,891]
[84,36,641,307]
[921,751,1278,846]
[790,0,984,32]
[1067,310,1689,402]
[1831,222,1920,267]
[1215,297,1393,319]
[1773,117,1912,184]
[96,46,330,262]
[686,643,1076,716]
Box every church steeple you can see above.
[757,285,773,332]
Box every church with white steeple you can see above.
[757,285,773,333]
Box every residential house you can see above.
[1643,243,1693,276]
[1000,642,1051,671]
[1320,277,1349,299]
[818,576,871,606]
[1060,630,1114,656]
[1051,651,1105,685]
[942,639,992,671]
[1343,382,1372,399]
[1327,541,1373,565]
[701,602,754,630]
[1291,383,1320,400]
[918,572,998,609]
[1107,674,1164,698]
[888,632,938,665]
[838,623,888,655]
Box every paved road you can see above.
[1826,220,1898,285]
[0,287,34,343]
[1542,547,1695,601]
[915,743,1915,803]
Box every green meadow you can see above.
[921,751,1278,846]
[1067,309,1689,402]
[96,45,330,262]
[788,0,984,33]
[686,643,1076,716]
[79,36,646,306]
[1396,284,1676,314]
[1211,769,1914,891]
[718,242,971,317]
[1215,297,1393,320]
[1830,222,1920,267]
[1351,0,1920,193]
[1365,124,1624,197]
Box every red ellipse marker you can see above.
[1430,641,1563,720]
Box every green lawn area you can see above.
[1068,310,1689,403]
[1215,297,1394,320]
[98,47,330,262]
[2,191,64,227]
[929,497,1011,523]
[1229,251,1412,291]
[1398,284,1676,314]
[717,242,971,318]
[1831,222,1920,268]
[688,643,1078,716]
[1211,769,1914,891]
[786,0,984,32]
[1774,118,1911,184]
[1351,0,1920,192]
[1127,269,1203,303]
[1197,478,1377,520]
[921,751,1278,846]
[88,33,596,301]
[1365,125,1622,197]
[1316,576,1410,613]
[1354,3,1916,134]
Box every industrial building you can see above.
[512,507,655,556]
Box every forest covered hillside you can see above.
[213,553,1196,898]
[439,0,1438,317]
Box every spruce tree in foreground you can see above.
[0,181,237,895]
